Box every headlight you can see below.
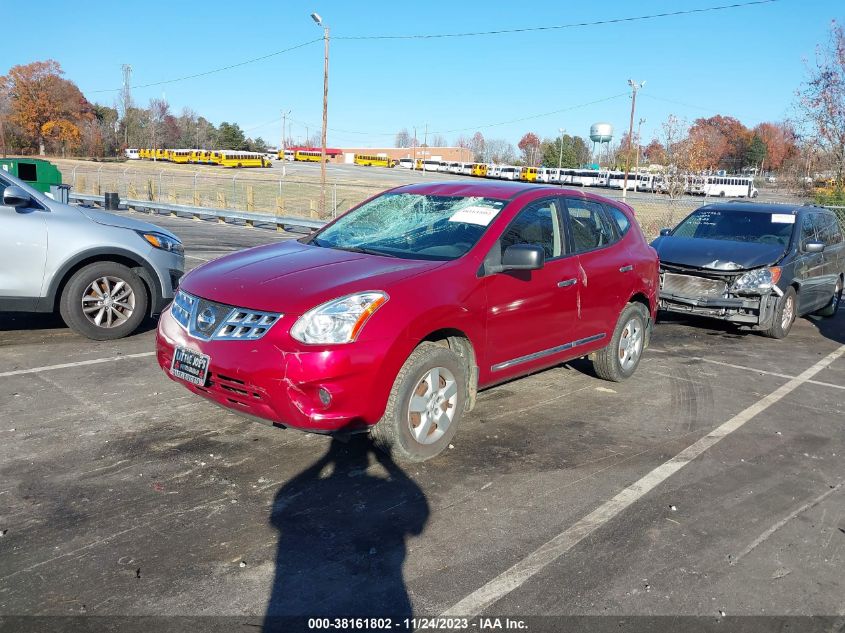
[732,267,781,294]
[141,231,184,256]
[290,291,388,344]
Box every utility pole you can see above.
[121,64,132,148]
[634,117,645,187]
[557,128,566,186]
[281,109,291,160]
[423,123,428,172]
[622,79,645,200]
[311,13,330,217]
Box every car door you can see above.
[562,197,630,341]
[819,212,845,299]
[483,197,582,376]
[794,213,825,312]
[0,174,49,308]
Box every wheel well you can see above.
[420,328,479,412]
[52,254,155,315]
[629,292,651,313]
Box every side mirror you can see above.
[659,227,672,237]
[501,244,545,271]
[3,185,31,208]
[804,240,825,253]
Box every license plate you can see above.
[170,346,210,386]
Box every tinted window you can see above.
[565,199,615,252]
[607,206,631,236]
[829,214,844,243]
[500,199,561,259]
[800,215,817,246]
[813,213,833,245]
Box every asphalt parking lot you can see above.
[1,209,843,630]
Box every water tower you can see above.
[590,123,613,168]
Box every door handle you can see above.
[619,265,634,273]
[558,278,577,288]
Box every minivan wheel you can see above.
[816,279,842,317]
[371,342,467,462]
[762,286,797,339]
[60,262,149,340]
[593,302,649,382]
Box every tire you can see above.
[59,261,149,341]
[593,302,649,382]
[762,286,797,339]
[370,342,467,462]
[816,279,842,318]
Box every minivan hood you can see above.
[180,240,447,314]
[77,206,179,240]
[651,236,786,270]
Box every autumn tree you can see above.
[42,119,81,157]
[753,122,796,171]
[644,139,667,165]
[518,132,541,166]
[2,60,92,155]
[797,20,845,185]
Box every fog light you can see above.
[318,387,332,406]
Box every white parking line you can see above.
[693,357,845,391]
[442,344,845,617]
[0,352,155,378]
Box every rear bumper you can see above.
[659,291,778,327]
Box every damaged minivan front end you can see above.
[659,261,782,328]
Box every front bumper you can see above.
[659,291,778,328]
[156,306,401,433]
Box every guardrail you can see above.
[70,193,326,231]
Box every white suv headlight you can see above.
[290,292,388,344]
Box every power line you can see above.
[89,38,322,94]
[335,0,777,40]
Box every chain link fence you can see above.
[55,160,819,240]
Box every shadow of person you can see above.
[263,435,429,631]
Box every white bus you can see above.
[487,165,502,179]
[538,168,560,183]
[398,158,414,169]
[606,171,639,190]
[422,159,442,172]
[691,175,758,198]
[636,173,658,192]
[124,148,140,160]
[499,166,520,181]
[570,169,606,187]
[460,162,474,176]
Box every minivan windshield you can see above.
[672,208,794,246]
[311,193,507,260]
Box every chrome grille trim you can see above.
[171,290,282,341]
[661,273,727,298]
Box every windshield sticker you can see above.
[771,213,795,224]
[448,206,501,226]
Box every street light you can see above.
[557,128,566,186]
[311,12,329,217]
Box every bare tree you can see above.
[395,128,411,148]
[797,21,845,185]
[148,98,169,152]
[661,114,692,199]
[431,134,447,147]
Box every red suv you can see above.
[156,182,659,461]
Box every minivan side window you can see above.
[812,213,833,246]
[829,214,844,243]
[605,205,630,237]
[800,215,818,248]
[564,198,616,252]
[499,199,563,259]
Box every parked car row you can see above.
[2,170,841,462]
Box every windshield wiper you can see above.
[333,245,399,258]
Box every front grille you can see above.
[172,290,282,341]
[662,272,727,298]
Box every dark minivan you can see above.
[651,202,844,338]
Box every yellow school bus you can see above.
[138,149,148,159]
[208,151,223,165]
[294,149,324,162]
[520,166,538,182]
[470,163,488,177]
[218,151,269,168]
[354,154,395,168]
[170,149,192,164]
[152,148,168,161]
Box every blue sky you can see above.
[3,0,841,148]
